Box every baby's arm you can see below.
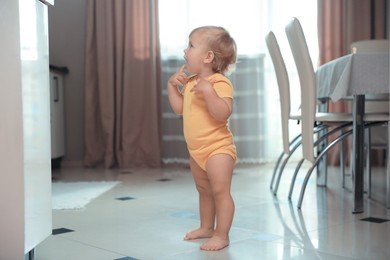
[204,93,232,122]
[167,65,187,115]
[192,78,232,121]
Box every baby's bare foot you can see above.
[184,228,214,240]
[200,235,229,251]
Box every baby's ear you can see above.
[203,50,215,64]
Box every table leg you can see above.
[317,100,328,187]
[352,95,365,213]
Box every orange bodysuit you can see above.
[181,73,237,171]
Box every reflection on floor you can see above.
[37,163,390,260]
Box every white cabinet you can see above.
[0,0,53,259]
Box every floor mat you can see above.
[52,181,120,210]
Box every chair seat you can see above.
[290,111,302,120]
[315,112,353,122]
[364,112,390,122]
[314,112,389,122]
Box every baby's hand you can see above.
[168,65,188,88]
[191,78,212,94]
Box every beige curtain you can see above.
[317,0,388,164]
[84,0,162,168]
[318,0,387,64]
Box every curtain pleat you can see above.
[318,0,387,64]
[84,0,161,168]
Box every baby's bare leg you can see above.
[184,157,215,240]
[200,154,235,251]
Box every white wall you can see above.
[48,0,87,165]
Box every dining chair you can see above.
[284,17,352,207]
[265,31,302,193]
[350,39,390,198]
[351,39,389,53]
[284,17,390,209]
[265,31,337,195]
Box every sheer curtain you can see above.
[84,0,162,168]
[159,0,318,165]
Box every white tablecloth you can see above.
[315,52,390,213]
[316,53,390,101]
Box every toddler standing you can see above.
[167,26,237,251]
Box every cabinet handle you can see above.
[53,76,59,102]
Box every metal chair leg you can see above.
[297,130,353,209]
[288,158,305,200]
[339,131,345,187]
[271,134,301,190]
[273,141,301,195]
[271,151,285,190]
[366,128,372,198]
[386,123,390,208]
[274,125,328,195]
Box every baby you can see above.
[167,26,237,251]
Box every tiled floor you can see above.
[36,162,390,260]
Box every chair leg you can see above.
[274,126,328,195]
[273,141,301,195]
[386,123,390,208]
[349,149,353,186]
[316,127,328,187]
[271,134,302,191]
[271,151,285,190]
[339,134,345,188]
[288,158,305,200]
[365,128,372,198]
[315,125,352,188]
[362,121,389,206]
[297,130,352,209]
[313,123,352,189]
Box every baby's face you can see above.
[183,31,210,75]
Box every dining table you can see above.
[316,52,390,213]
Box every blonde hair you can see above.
[190,26,237,75]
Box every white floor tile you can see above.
[36,163,390,260]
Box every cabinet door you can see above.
[20,0,52,254]
[0,0,53,258]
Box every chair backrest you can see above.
[285,17,316,162]
[265,31,291,155]
[351,39,389,53]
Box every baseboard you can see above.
[60,159,84,168]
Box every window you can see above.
[159,0,318,164]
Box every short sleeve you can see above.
[210,74,233,98]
